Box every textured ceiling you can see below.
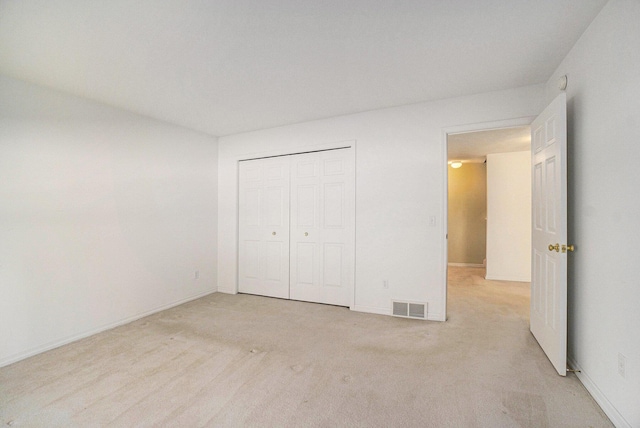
[0,0,608,136]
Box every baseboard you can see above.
[216,287,238,295]
[351,305,390,316]
[351,305,444,322]
[567,356,631,428]
[426,312,445,322]
[485,274,531,282]
[448,263,485,268]
[0,289,217,368]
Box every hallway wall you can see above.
[485,151,531,282]
[447,162,486,266]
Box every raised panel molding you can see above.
[323,183,344,228]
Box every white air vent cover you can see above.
[391,300,428,319]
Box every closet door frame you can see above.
[234,141,356,309]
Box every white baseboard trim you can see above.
[567,356,631,428]
[485,274,531,282]
[0,289,217,368]
[448,263,485,268]
[217,287,238,295]
[351,305,390,316]
[351,305,444,322]
[427,312,445,322]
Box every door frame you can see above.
[441,117,535,321]
[234,140,357,307]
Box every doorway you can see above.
[444,98,569,375]
[444,119,534,317]
[448,126,532,279]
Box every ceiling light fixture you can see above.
[450,161,463,169]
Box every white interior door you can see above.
[530,93,568,376]
[238,156,290,299]
[289,149,355,306]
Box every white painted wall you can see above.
[218,85,545,320]
[0,76,219,367]
[544,1,640,426]
[485,151,531,282]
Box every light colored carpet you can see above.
[0,267,612,427]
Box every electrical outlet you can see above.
[383,279,389,289]
[194,270,200,280]
[618,353,626,378]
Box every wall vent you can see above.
[391,300,428,320]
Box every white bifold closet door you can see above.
[289,149,354,306]
[238,148,354,307]
[238,156,291,299]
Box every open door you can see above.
[530,93,570,376]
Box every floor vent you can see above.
[392,301,428,320]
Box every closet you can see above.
[238,148,355,307]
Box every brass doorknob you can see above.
[272,232,276,236]
[304,232,309,237]
[562,244,575,253]
[548,243,560,252]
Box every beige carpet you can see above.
[0,267,612,427]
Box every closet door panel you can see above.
[323,243,344,287]
[290,149,354,306]
[323,182,345,228]
[238,156,290,299]
[296,243,316,285]
[296,184,318,227]
[239,148,354,307]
